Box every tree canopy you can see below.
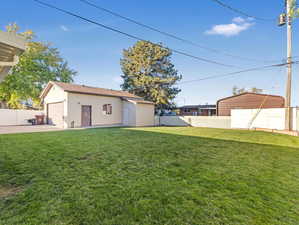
[290,0,299,18]
[232,86,263,95]
[120,41,182,110]
[0,23,76,109]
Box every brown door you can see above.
[81,105,92,127]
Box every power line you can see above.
[178,61,299,85]
[32,0,237,68]
[79,0,282,63]
[209,0,276,21]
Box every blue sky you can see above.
[2,0,299,106]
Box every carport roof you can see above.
[41,81,145,99]
[0,31,26,81]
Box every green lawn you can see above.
[1,127,299,225]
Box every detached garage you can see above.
[40,81,155,128]
[217,92,285,116]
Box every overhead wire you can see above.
[32,0,298,86]
[178,61,299,85]
[32,0,238,68]
[209,0,277,21]
[79,0,284,63]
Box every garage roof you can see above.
[41,81,146,100]
[123,98,155,105]
[217,92,284,103]
[0,31,26,81]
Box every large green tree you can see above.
[120,41,182,110]
[0,23,76,109]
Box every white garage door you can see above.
[47,102,64,128]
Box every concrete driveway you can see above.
[0,125,63,134]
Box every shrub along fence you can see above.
[0,109,43,126]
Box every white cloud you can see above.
[205,17,254,37]
[113,76,123,83]
[232,17,245,23]
[60,25,69,32]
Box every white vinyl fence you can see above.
[156,108,299,131]
[156,116,231,129]
[0,109,43,126]
[231,108,298,131]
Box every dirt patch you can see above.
[0,186,22,198]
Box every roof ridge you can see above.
[217,92,284,103]
[45,81,147,100]
[53,81,132,94]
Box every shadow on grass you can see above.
[123,126,299,149]
[0,127,299,225]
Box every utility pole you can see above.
[285,0,293,130]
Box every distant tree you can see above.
[0,23,76,109]
[233,86,263,95]
[251,87,263,94]
[290,0,299,18]
[120,41,182,110]
[233,86,245,95]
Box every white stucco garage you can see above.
[40,81,155,128]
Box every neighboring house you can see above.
[178,105,216,116]
[40,81,155,128]
[217,92,285,116]
[0,31,26,82]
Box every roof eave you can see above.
[0,31,26,82]
[0,31,26,50]
[39,81,55,99]
[66,90,141,99]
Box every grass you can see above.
[0,127,299,225]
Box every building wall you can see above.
[0,109,43,126]
[43,84,66,103]
[217,94,285,116]
[158,116,231,129]
[179,108,216,116]
[179,108,199,116]
[136,103,155,126]
[66,93,123,128]
[123,101,136,126]
[201,109,216,116]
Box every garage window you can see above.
[103,104,112,115]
